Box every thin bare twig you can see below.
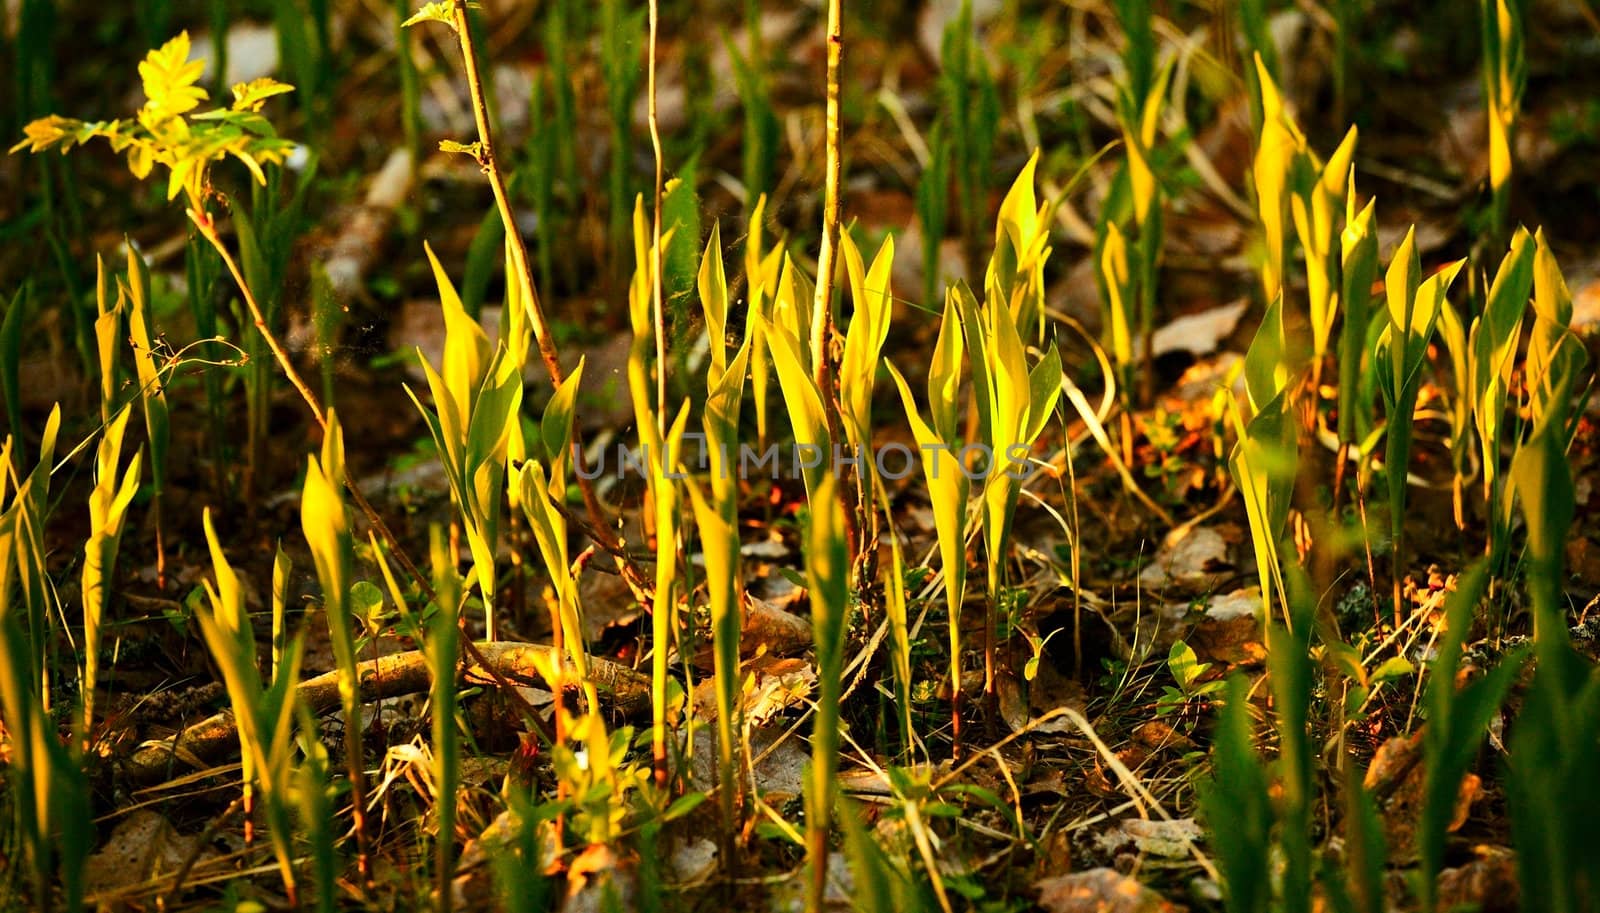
[647,0,667,438]
[187,208,375,887]
[810,0,861,577]
[447,0,650,601]
[126,642,651,783]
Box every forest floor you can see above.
[3,1,1600,911]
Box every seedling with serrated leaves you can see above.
[11,31,295,211]
[13,28,313,518]
[553,716,648,854]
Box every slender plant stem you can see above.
[163,794,248,908]
[186,208,375,889]
[191,207,566,890]
[190,211,323,430]
[811,0,861,568]
[646,0,676,792]
[447,0,649,598]
[648,0,667,437]
[811,0,842,389]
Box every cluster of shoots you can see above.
[1201,7,1597,912]
[1,2,1596,912]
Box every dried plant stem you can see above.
[190,211,323,432]
[448,0,648,597]
[126,642,650,783]
[162,794,247,908]
[648,0,667,437]
[191,209,375,884]
[646,0,676,792]
[200,209,549,715]
[190,206,568,889]
[812,0,860,565]
[810,0,842,388]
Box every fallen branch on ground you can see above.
[125,642,652,784]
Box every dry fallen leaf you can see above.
[1036,868,1185,913]
[999,671,1032,732]
[1363,730,1481,861]
[1151,299,1250,361]
[565,843,635,913]
[1138,526,1233,592]
[771,851,856,913]
[85,810,211,896]
[1031,664,1089,733]
[1163,588,1266,667]
[1131,720,1197,754]
[1436,845,1519,913]
[670,838,719,885]
[688,726,809,800]
[1093,817,1203,860]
